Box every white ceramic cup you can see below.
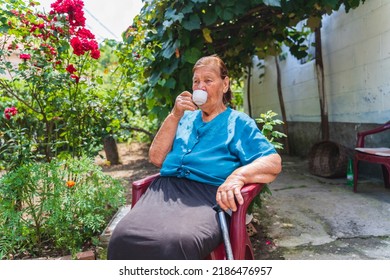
[192,90,208,106]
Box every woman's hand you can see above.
[216,174,245,212]
[171,91,198,118]
[216,154,282,212]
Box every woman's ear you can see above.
[223,76,230,93]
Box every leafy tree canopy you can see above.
[127,0,365,119]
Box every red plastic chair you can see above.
[131,174,264,260]
[353,121,390,192]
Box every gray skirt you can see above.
[107,176,222,260]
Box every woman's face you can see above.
[192,64,229,110]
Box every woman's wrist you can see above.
[169,110,182,119]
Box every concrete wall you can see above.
[245,0,390,159]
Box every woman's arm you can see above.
[149,91,197,167]
[216,153,282,212]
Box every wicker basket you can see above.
[308,141,350,178]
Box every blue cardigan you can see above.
[160,107,277,186]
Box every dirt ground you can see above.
[96,142,160,203]
[98,142,281,260]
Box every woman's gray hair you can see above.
[193,54,232,104]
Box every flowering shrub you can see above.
[0,0,153,259]
[0,0,107,168]
[0,156,125,259]
[3,106,17,120]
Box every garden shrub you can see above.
[0,156,125,259]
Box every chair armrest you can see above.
[230,183,265,259]
[357,121,390,147]
[131,173,160,207]
[231,183,264,227]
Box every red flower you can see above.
[70,37,84,56]
[81,40,98,52]
[37,14,48,21]
[8,43,18,50]
[70,36,100,59]
[4,106,18,120]
[70,74,80,83]
[30,26,38,32]
[51,0,86,27]
[66,64,77,74]
[90,49,100,59]
[19,53,31,60]
[76,27,95,39]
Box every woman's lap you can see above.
[107,177,222,260]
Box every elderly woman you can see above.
[108,55,282,260]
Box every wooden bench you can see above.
[353,121,390,192]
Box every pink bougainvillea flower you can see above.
[19,53,31,60]
[66,64,77,74]
[4,106,18,120]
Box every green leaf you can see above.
[326,0,340,8]
[162,58,179,75]
[202,10,218,26]
[181,3,195,14]
[149,71,161,87]
[163,19,174,29]
[183,48,202,64]
[162,40,178,58]
[263,0,281,7]
[182,14,201,31]
[215,6,235,21]
[165,77,176,89]
[164,7,184,22]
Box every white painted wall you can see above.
[245,0,390,124]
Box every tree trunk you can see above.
[103,135,120,165]
[246,66,253,118]
[315,25,329,141]
[274,56,290,154]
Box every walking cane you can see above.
[213,204,234,260]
